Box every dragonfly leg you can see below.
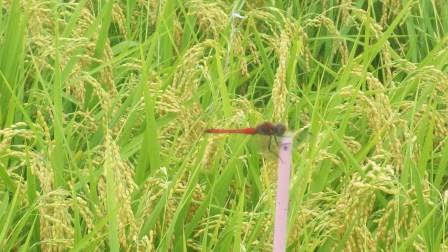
[268,136,272,152]
[267,136,280,152]
[267,136,281,159]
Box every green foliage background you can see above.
[1,0,448,251]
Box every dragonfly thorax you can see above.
[255,122,286,137]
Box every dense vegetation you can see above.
[1,0,448,251]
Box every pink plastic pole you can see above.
[273,136,293,252]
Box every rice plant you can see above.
[1,0,448,251]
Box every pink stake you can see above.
[273,136,293,252]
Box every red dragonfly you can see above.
[205,122,286,137]
[205,122,287,151]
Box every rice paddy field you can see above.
[2,0,448,251]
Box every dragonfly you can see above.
[205,122,287,152]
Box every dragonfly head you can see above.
[273,123,287,136]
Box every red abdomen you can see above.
[205,128,257,135]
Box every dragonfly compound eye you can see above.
[273,124,287,136]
